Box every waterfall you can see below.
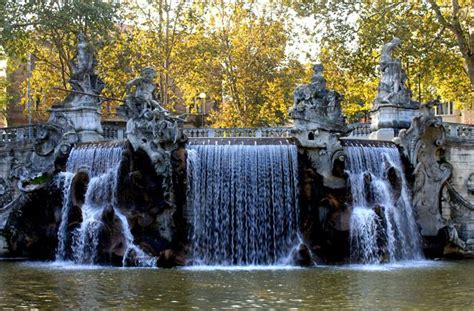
[55,144,156,266]
[187,144,299,265]
[54,172,74,261]
[345,145,423,264]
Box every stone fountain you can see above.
[0,36,473,266]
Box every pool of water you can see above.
[0,260,473,309]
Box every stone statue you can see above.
[71,33,94,80]
[290,63,345,131]
[373,37,416,109]
[380,37,401,63]
[124,67,168,115]
[63,33,105,108]
[289,64,346,192]
[118,67,187,208]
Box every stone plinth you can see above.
[369,104,420,140]
[48,106,103,143]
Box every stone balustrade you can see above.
[2,121,473,146]
[346,123,371,138]
[444,123,474,141]
[102,121,126,141]
[0,125,40,146]
[184,127,292,139]
[1,123,293,146]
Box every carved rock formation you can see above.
[397,101,452,236]
[289,63,346,189]
[117,67,187,208]
[15,114,79,194]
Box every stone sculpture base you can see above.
[49,106,103,143]
[369,104,420,140]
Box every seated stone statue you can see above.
[117,67,188,209]
[125,67,168,115]
[290,63,345,130]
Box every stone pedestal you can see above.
[48,106,103,143]
[369,104,420,140]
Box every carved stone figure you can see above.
[124,67,167,116]
[118,67,187,207]
[63,33,105,108]
[397,100,452,236]
[290,64,345,131]
[289,64,346,194]
[369,38,421,140]
[16,114,79,193]
[439,176,474,256]
[373,37,417,109]
[49,34,104,142]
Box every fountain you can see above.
[55,143,156,266]
[344,143,423,263]
[1,36,473,267]
[186,144,300,265]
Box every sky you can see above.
[0,60,6,78]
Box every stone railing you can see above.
[102,121,126,141]
[1,123,293,145]
[444,123,474,141]
[346,123,371,138]
[183,127,292,138]
[0,125,41,146]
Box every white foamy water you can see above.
[345,145,423,264]
[56,144,156,267]
[187,144,300,266]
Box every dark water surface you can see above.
[0,260,472,309]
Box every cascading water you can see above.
[55,144,155,266]
[345,144,423,264]
[55,172,74,261]
[187,144,300,265]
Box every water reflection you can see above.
[0,261,473,309]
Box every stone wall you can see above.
[441,123,474,252]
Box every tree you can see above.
[426,0,474,90]
[287,0,473,120]
[103,0,306,127]
[119,0,207,111]
[188,0,305,127]
[1,0,307,126]
[97,0,208,116]
[1,0,119,118]
[0,48,7,123]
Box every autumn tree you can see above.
[188,0,305,127]
[101,0,306,126]
[426,0,474,90]
[1,0,119,119]
[288,0,473,120]
[1,0,307,126]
